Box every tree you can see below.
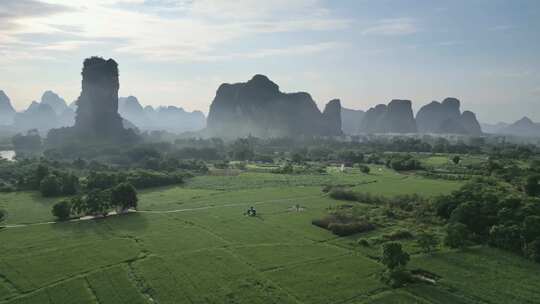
[12,130,42,151]
[444,223,470,249]
[61,173,80,195]
[417,231,439,254]
[84,190,111,216]
[111,183,138,213]
[40,174,62,197]
[359,165,370,174]
[231,138,254,161]
[33,163,49,189]
[52,200,72,221]
[525,175,540,197]
[452,155,461,165]
[488,224,523,253]
[381,242,410,270]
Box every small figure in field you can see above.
[246,206,257,216]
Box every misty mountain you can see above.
[14,101,58,132]
[41,90,68,115]
[118,96,206,133]
[206,74,342,138]
[0,90,16,126]
[341,107,365,135]
[416,98,482,135]
[498,117,540,138]
[481,122,510,134]
[359,100,417,134]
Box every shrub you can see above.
[358,239,370,247]
[328,222,375,236]
[312,215,375,236]
[52,200,72,221]
[359,165,370,174]
[329,188,358,201]
[380,269,413,288]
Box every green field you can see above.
[1,169,539,303]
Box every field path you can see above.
[0,195,321,230]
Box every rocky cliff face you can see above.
[74,57,125,138]
[416,98,482,135]
[359,104,387,133]
[359,100,416,133]
[341,107,365,135]
[322,99,342,134]
[460,111,482,136]
[0,90,16,125]
[206,75,342,137]
[382,99,417,133]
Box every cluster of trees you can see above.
[11,163,80,197]
[52,182,138,221]
[12,130,42,152]
[385,154,423,171]
[435,178,540,262]
[86,170,185,190]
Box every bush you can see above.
[312,215,375,236]
[359,165,370,174]
[52,200,72,221]
[328,222,375,236]
[358,239,370,247]
[329,189,358,201]
[380,269,413,288]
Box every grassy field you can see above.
[1,167,538,303]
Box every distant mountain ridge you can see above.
[118,96,206,133]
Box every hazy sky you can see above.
[1,0,539,123]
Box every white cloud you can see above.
[361,18,418,36]
[0,0,349,63]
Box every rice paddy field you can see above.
[1,166,539,303]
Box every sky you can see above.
[1,0,539,123]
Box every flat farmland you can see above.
[1,169,538,303]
